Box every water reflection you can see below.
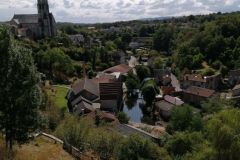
[123,98,144,123]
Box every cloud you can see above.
[0,0,239,23]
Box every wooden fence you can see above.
[37,132,96,160]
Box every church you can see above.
[10,0,56,39]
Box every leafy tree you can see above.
[122,33,132,43]
[167,105,203,133]
[201,95,232,114]
[0,27,42,151]
[116,112,130,124]
[166,132,204,157]
[117,134,171,160]
[153,26,174,53]
[207,109,240,160]
[153,57,164,69]
[125,72,140,95]
[141,80,158,106]
[89,129,121,160]
[36,48,75,77]
[135,65,151,82]
[55,115,92,152]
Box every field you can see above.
[46,85,69,109]
[0,136,73,160]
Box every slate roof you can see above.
[72,78,99,97]
[155,101,174,111]
[183,86,215,98]
[12,14,39,24]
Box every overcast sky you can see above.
[1,0,240,23]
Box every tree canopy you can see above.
[0,27,42,151]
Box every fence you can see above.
[37,132,96,160]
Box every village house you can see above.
[155,95,184,120]
[10,0,56,39]
[93,75,123,112]
[130,37,153,48]
[66,74,123,115]
[68,34,85,45]
[160,86,176,96]
[66,78,100,115]
[182,73,221,90]
[229,69,240,86]
[232,84,240,97]
[103,64,132,81]
[182,86,215,105]
[129,42,140,49]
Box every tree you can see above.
[207,109,240,160]
[167,105,203,133]
[201,95,233,114]
[125,72,140,96]
[153,57,163,69]
[116,112,130,124]
[55,114,91,152]
[89,129,121,160]
[117,134,171,160]
[141,80,158,107]
[0,27,42,152]
[153,26,174,53]
[135,65,151,82]
[166,132,204,157]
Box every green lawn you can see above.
[46,85,69,109]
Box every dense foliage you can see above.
[0,27,41,151]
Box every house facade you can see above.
[66,76,123,115]
[182,74,221,90]
[182,86,215,105]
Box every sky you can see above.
[1,0,240,23]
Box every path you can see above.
[171,73,182,92]
[128,56,139,68]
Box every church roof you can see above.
[12,14,39,24]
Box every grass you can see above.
[46,85,69,109]
[0,136,74,160]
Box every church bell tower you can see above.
[37,0,52,37]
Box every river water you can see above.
[123,98,144,123]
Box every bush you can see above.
[116,112,130,124]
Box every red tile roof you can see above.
[103,64,131,74]
[164,95,184,106]
[183,86,215,98]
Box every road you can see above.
[171,73,182,92]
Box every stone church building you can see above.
[10,0,56,39]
